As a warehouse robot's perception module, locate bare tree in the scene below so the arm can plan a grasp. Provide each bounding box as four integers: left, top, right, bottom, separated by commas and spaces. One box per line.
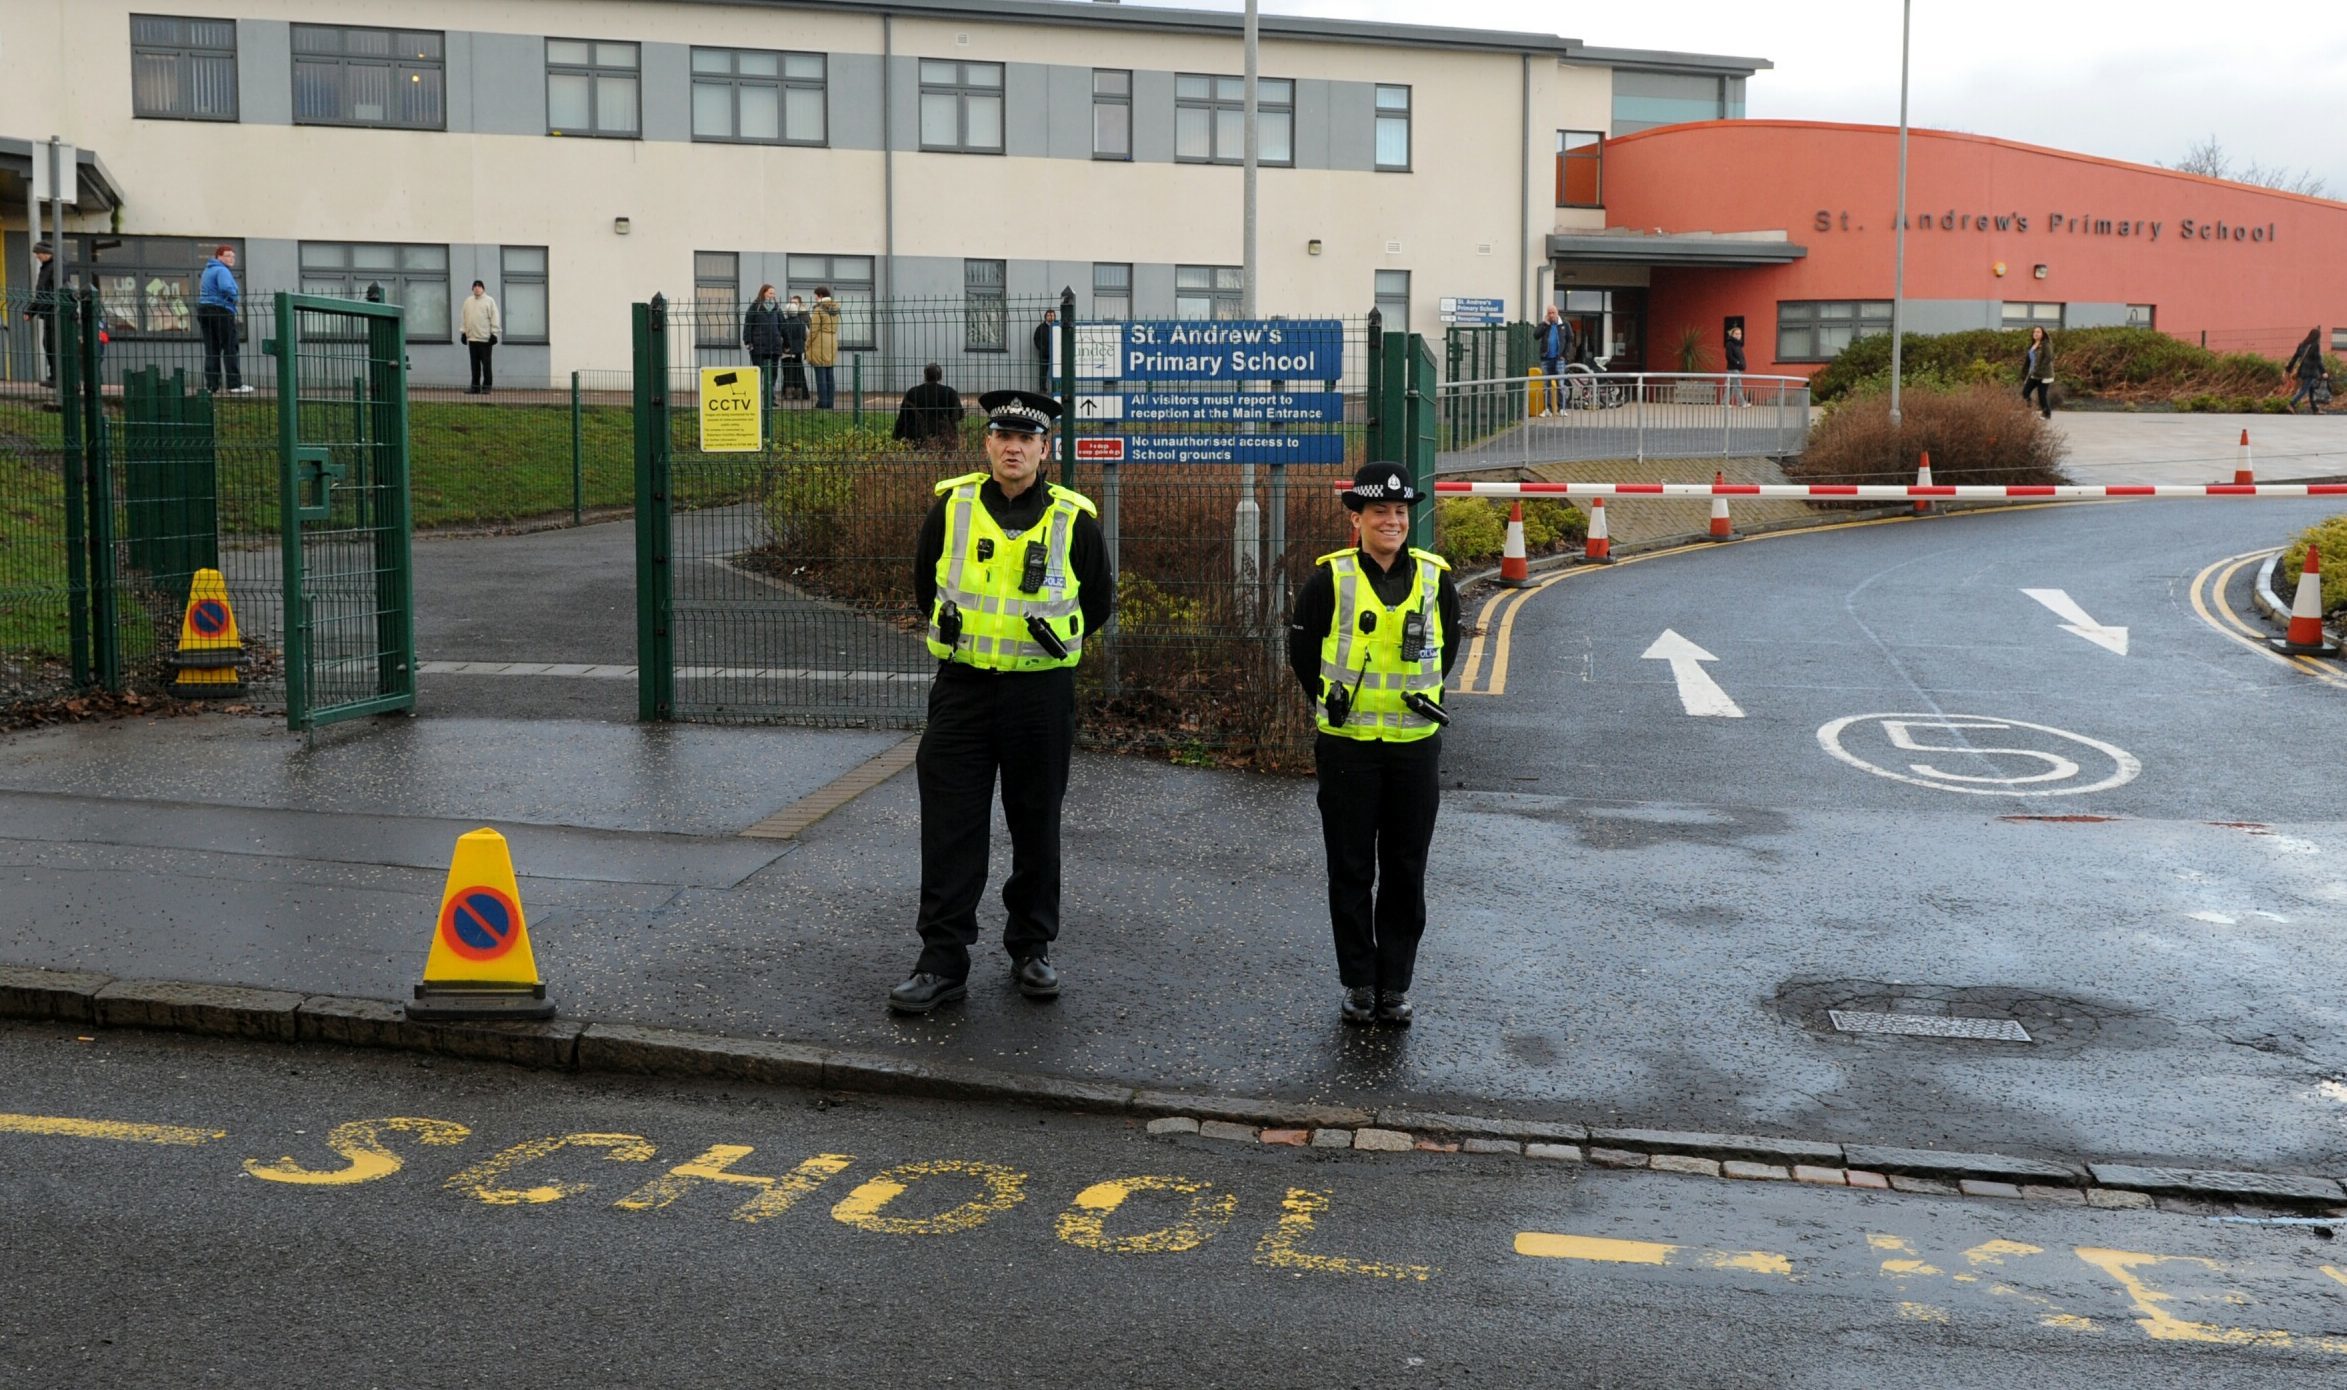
2165, 135, 2330, 197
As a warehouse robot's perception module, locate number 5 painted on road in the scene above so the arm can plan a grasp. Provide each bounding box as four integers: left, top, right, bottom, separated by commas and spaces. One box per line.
1880, 720, 2080, 785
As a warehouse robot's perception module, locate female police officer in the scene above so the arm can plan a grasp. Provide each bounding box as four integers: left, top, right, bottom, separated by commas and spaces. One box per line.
891, 389, 1113, 1014
1287, 462, 1460, 1025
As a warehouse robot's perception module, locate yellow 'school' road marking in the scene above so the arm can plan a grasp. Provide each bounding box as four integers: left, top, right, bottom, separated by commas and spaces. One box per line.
1514, 1232, 1792, 1278
1456, 501, 2104, 698
245, 1117, 471, 1186
2075, 1247, 2347, 1354
2187, 549, 2347, 690
0, 1111, 225, 1147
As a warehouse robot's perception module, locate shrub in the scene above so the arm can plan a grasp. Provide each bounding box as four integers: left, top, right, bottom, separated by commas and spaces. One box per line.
1432, 496, 1585, 567
2280, 514, 2347, 618
1811, 326, 2289, 408
1790, 381, 2066, 488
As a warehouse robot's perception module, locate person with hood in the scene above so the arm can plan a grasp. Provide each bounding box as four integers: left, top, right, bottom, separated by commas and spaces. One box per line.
806, 286, 840, 410
197, 244, 250, 394
742, 284, 786, 407
779, 294, 810, 402
2285, 328, 2328, 416
23, 240, 57, 386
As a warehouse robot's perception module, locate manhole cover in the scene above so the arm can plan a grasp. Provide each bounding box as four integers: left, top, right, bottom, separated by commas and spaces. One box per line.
1828, 1010, 2031, 1043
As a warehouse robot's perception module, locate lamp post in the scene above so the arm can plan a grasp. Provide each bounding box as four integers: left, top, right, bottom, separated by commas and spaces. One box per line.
1234, 0, 1262, 614
1887, 0, 1912, 430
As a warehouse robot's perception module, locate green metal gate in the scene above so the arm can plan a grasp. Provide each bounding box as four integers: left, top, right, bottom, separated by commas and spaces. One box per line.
268, 292, 416, 731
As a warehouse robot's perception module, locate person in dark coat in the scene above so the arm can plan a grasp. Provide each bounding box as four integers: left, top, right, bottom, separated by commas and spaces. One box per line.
1723, 324, 1749, 407
892, 362, 965, 447
2019, 325, 2056, 420
24, 241, 58, 386
2285, 328, 2328, 415
742, 284, 787, 407
778, 294, 811, 401
1032, 309, 1056, 393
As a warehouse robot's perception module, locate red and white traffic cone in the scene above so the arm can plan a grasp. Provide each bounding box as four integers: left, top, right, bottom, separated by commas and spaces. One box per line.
2272, 544, 2339, 656
1498, 500, 1532, 587
1707, 470, 1736, 542
1914, 451, 1935, 515
2234, 429, 2254, 487
1582, 496, 1614, 564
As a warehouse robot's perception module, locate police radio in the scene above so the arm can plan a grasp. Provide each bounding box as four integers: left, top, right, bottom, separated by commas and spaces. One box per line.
936, 599, 963, 651
1400, 610, 1428, 662
1020, 542, 1048, 594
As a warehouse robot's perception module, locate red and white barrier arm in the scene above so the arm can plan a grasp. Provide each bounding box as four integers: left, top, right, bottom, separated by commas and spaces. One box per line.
1426, 481, 2347, 501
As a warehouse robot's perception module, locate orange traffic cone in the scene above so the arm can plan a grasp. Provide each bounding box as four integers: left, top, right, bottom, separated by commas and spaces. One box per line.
2234, 429, 2254, 487
1498, 500, 1532, 587
1582, 496, 1614, 564
2272, 545, 2339, 656
1707, 470, 1736, 542
1914, 451, 1935, 515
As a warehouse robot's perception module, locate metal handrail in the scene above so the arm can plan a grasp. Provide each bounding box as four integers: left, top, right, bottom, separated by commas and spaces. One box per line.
1434, 369, 1813, 469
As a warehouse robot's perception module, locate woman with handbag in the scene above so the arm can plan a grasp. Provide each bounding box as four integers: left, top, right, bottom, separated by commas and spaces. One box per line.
2286, 328, 2328, 416
2018, 325, 2055, 420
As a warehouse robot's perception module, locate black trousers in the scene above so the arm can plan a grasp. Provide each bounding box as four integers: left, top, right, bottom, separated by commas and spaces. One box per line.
913, 665, 1076, 979
468, 340, 495, 390
751, 353, 781, 403
1314, 730, 1441, 992
198, 305, 241, 392
34, 313, 57, 383
2021, 379, 2051, 416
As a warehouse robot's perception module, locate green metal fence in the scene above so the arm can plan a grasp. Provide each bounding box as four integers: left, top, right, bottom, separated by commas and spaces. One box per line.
631, 293, 1424, 764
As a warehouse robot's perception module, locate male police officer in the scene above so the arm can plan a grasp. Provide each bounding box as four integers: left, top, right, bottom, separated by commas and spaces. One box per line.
893, 389, 1113, 1013
1288, 463, 1460, 1025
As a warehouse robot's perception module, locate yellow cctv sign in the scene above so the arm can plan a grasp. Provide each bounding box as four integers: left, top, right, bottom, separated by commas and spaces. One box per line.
699, 366, 762, 452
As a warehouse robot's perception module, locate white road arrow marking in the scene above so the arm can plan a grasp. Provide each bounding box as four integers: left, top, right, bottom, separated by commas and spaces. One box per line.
2021, 589, 2129, 656
1640, 630, 1745, 718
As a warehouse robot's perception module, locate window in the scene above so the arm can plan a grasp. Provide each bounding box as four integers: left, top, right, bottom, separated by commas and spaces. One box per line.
1092, 70, 1131, 160
693, 251, 739, 347
1375, 85, 1411, 171
68, 236, 243, 339
787, 255, 876, 350
131, 15, 238, 121
1092, 263, 1132, 320
1175, 74, 1292, 166
2333, 328, 2347, 354
1556, 130, 1602, 207
2001, 302, 2065, 330
1374, 270, 1410, 329
292, 25, 445, 129
919, 60, 1004, 154
547, 39, 639, 138
1176, 265, 1244, 321
964, 260, 1006, 351
1611, 71, 1739, 136
501, 247, 549, 344
2123, 304, 2156, 330
300, 242, 451, 339
1776, 300, 1893, 362
692, 48, 825, 145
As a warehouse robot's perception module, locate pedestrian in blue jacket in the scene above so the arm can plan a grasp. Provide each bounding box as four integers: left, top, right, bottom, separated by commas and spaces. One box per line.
198, 245, 249, 394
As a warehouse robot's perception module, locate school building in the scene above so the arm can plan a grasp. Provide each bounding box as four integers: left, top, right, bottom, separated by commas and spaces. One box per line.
0, 0, 1759, 388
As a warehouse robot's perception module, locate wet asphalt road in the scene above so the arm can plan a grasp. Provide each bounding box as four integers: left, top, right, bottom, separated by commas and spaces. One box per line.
1, 498, 2342, 1175
6, 1024, 2346, 1389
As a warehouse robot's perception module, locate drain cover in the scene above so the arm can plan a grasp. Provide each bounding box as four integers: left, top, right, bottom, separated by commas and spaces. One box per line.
1828, 1010, 2032, 1043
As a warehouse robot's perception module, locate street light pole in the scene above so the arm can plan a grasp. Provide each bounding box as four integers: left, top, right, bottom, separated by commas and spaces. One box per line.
1234, 0, 1262, 614
1888, 0, 1912, 430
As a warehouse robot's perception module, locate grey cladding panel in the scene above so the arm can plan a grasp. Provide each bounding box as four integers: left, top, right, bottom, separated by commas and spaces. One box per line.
1044, 63, 1093, 162
469, 33, 547, 137
1323, 79, 1376, 172
237, 19, 291, 125
642, 43, 692, 143
443, 32, 476, 131
1131, 69, 1175, 164
1004, 61, 1050, 157
830, 53, 885, 151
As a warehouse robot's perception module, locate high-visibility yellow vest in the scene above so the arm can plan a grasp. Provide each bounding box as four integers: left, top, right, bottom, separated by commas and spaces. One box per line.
926, 471, 1097, 671
1316, 546, 1448, 742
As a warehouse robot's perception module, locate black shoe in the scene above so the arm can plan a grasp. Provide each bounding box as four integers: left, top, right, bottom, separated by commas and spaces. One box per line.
1376, 991, 1414, 1026
888, 972, 966, 1014
1013, 953, 1060, 999
1341, 987, 1376, 1025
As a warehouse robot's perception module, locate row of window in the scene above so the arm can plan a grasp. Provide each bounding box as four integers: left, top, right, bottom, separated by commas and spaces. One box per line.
1774, 300, 2155, 361
129, 17, 1418, 169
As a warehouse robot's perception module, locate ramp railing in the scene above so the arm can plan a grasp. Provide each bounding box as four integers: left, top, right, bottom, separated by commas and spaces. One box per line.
1437, 370, 1811, 471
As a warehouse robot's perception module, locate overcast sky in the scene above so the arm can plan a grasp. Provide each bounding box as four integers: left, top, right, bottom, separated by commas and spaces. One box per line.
1136, 1, 2347, 198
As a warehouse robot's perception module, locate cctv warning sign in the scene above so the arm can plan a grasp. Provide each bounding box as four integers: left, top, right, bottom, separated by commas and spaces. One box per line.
699, 366, 762, 453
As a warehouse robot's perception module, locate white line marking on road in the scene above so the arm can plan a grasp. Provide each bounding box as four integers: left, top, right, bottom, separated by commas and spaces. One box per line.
2021, 589, 2129, 656
1640, 630, 1745, 719
1816, 713, 2142, 797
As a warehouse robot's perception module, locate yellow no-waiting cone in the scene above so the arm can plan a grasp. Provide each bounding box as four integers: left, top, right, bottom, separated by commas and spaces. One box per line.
408, 827, 556, 1021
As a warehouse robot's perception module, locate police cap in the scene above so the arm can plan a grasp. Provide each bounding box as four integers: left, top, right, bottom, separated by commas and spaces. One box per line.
979, 389, 1062, 435
1341, 461, 1420, 510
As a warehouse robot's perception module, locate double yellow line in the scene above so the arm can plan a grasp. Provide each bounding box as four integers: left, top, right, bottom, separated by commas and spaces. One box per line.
2188, 549, 2347, 690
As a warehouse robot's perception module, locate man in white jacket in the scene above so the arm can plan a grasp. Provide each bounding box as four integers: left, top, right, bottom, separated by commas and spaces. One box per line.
461, 280, 502, 395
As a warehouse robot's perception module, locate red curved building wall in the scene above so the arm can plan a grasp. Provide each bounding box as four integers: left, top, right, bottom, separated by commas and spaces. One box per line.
1601, 120, 2347, 376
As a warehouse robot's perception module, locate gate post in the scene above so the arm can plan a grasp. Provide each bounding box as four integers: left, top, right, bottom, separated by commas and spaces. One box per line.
76, 291, 121, 691
367, 310, 416, 703
55, 292, 92, 687
1363, 308, 1384, 463
633, 298, 675, 722
1403, 333, 1437, 554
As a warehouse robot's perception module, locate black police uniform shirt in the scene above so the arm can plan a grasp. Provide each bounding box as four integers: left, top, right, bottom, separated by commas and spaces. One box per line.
912, 474, 1116, 670
1286, 546, 1463, 698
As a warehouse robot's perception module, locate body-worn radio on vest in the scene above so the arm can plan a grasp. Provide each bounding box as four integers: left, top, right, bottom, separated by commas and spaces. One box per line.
1021, 542, 1048, 593
936, 599, 963, 650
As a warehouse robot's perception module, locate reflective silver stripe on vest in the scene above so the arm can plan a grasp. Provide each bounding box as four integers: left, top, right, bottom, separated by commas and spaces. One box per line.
1328, 555, 1361, 682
